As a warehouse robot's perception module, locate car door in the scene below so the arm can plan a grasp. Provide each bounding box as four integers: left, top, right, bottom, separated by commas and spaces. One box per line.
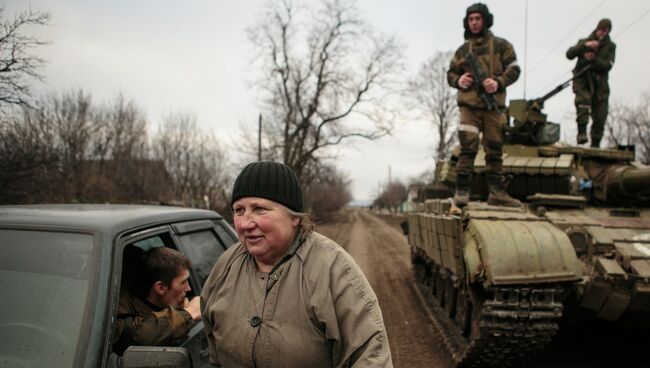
170, 218, 237, 366
111, 217, 236, 368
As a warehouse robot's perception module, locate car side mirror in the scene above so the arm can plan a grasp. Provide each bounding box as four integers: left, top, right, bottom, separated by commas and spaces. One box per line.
121, 346, 192, 368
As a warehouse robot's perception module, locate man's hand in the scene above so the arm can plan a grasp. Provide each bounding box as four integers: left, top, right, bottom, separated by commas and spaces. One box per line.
458, 72, 474, 89
585, 40, 599, 51
483, 78, 498, 94
182, 297, 202, 320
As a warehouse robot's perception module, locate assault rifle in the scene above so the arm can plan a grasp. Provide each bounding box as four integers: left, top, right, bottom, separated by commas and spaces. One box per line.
466, 53, 499, 113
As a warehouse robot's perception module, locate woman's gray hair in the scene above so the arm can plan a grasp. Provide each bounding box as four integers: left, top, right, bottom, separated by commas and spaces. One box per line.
286, 208, 315, 239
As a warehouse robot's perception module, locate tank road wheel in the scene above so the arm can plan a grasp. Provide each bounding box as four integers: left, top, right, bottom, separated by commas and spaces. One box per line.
445, 276, 458, 318
434, 269, 447, 306
411, 249, 428, 283
430, 265, 439, 296
454, 286, 471, 337
453, 286, 485, 367
424, 261, 434, 286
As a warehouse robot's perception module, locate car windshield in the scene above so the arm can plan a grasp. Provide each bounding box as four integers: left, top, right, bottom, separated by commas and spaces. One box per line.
0, 228, 99, 368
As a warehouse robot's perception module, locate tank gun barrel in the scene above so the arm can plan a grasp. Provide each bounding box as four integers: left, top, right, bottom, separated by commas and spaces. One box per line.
605, 165, 650, 201
530, 65, 591, 110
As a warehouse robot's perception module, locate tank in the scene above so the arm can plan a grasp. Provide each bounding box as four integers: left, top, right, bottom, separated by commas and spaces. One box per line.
407, 77, 650, 367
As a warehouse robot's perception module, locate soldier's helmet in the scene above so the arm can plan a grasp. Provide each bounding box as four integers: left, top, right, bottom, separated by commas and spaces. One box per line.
463, 3, 494, 35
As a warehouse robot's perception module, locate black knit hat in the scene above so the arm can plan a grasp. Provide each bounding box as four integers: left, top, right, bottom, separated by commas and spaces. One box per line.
231, 161, 303, 212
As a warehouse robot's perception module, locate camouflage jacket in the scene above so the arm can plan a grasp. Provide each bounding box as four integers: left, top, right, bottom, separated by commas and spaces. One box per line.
447, 31, 520, 109
566, 32, 616, 98
112, 287, 194, 355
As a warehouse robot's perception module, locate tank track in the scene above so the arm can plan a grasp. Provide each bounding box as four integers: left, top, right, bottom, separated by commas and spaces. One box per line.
414, 272, 564, 367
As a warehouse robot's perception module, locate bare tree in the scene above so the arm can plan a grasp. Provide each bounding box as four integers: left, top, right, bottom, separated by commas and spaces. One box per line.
304, 163, 352, 220
1, 90, 99, 203
374, 180, 407, 213
152, 112, 230, 211
0, 7, 50, 109
631, 97, 650, 164
39, 90, 95, 201
605, 103, 637, 148
247, 0, 405, 182
406, 51, 458, 174
93, 93, 148, 162
407, 167, 436, 188
0, 90, 172, 204
606, 93, 650, 164
87, 94, 162, 202
0, 108, 58, 203
1, 90, 232, 206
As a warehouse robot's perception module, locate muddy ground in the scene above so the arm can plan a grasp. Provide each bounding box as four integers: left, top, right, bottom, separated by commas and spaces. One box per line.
317, 208, 649, 368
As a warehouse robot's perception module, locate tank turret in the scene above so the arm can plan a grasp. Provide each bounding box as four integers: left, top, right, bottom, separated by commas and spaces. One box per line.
506, 65, 591, 146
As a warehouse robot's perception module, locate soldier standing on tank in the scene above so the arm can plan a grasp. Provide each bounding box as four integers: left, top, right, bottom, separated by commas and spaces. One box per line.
566, 19, 616, 148
447, 3, 521, 208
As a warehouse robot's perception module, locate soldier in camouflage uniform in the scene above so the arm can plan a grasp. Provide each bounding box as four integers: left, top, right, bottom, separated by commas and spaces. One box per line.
447, 3, 521, 207
566, 18, 616, 148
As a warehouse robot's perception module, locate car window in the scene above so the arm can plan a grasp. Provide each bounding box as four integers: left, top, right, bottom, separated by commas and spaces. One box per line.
120, 232, 175, 292
132, 236, 166, 251
177, 229, 226, 287
174, 219, 237, 289
214, 221, 238, 245
0, 228, 98, 368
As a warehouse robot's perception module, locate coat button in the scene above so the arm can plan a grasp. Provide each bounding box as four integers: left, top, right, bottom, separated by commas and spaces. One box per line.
251, 316, 262, 327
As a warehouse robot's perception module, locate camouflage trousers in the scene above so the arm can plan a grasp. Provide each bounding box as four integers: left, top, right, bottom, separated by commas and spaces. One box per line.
574, 80, 609, 142
456, 106, 505, 176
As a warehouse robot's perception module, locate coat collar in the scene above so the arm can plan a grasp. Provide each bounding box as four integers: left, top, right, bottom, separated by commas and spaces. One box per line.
466, 30, 494, 46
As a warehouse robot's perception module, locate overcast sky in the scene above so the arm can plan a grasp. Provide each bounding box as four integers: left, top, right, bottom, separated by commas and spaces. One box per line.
5, 0, 650, 202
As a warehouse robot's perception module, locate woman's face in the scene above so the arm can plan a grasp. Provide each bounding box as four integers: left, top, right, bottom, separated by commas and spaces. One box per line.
232, 197, 300, 270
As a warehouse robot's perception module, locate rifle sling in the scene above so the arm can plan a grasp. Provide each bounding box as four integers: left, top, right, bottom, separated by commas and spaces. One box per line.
468, 36, 495, 77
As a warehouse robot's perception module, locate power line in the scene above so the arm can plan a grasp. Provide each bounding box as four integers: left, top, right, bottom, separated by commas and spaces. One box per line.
523, 0, 529, 99
616, 6, 650, 37
526, 0, 607, 78
533, 4, 650, 97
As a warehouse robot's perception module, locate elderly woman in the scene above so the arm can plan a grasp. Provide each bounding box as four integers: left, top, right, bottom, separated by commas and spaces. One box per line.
201, 161, 392, 367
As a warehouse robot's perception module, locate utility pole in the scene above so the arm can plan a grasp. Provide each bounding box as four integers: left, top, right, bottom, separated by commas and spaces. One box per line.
257, 114, 262, 161
388, 165, 392, 184
523, 0, 528, 99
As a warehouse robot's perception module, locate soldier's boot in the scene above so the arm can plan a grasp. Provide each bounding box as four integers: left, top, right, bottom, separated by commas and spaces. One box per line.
577, 124, 588, 145
590, 137, 601, 148
590, 132, 602, 148
453, 172, 471, 208
487, 175, 521, 207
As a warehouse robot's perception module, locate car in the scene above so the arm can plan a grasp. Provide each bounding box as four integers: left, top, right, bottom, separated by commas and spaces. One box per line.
0, 204, 238, 368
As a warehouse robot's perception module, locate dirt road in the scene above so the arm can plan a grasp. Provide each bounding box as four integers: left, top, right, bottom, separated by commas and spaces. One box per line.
318, 208, 454, 368
318, 208, 650, 368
